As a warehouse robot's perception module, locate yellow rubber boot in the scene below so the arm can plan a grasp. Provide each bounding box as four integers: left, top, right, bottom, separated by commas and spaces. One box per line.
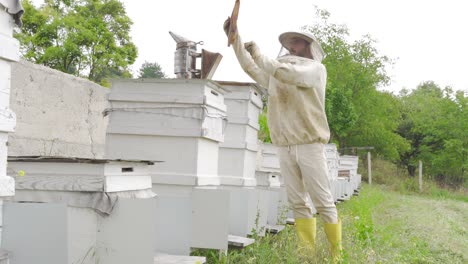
295, 218, 316, 254
324, 219, 343, 263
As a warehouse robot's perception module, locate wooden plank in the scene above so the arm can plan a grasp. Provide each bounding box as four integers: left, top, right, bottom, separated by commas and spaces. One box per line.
154, 253, 206, 264
266, 224, 285, 234
15, 175, 104, 192
227, 235, 254, 248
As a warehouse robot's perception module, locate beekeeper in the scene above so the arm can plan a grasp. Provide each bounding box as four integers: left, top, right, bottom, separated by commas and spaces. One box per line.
224, 19, 342, 261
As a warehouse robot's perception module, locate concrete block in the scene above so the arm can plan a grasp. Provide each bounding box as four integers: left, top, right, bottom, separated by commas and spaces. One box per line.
9, 61, 109, 159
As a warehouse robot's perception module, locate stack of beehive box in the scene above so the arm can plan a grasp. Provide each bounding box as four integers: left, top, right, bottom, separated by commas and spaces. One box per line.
325, 144, 340, 202
216, 82, 270, 238
4, 58, 160, 263
106, 79, 230, 256
255, 142, 291, 229
338, 155, 360, 196
0, 2, 18, 262
5, 157, 156, 264
0, 0, 18, 196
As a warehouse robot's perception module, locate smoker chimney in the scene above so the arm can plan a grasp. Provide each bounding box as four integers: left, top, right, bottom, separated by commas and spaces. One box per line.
169, 31, 223, 80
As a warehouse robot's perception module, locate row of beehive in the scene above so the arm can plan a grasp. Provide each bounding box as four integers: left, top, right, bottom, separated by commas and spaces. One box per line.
2, 76, 361, 264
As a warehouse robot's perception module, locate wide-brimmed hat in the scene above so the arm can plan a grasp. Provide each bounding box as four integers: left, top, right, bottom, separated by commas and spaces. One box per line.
278, 31, 326, 62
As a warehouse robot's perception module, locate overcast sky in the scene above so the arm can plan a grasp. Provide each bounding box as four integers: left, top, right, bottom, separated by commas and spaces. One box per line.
34, 0, 468, 93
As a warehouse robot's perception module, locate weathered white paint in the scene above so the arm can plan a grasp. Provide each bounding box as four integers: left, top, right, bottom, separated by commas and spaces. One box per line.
218, 147, 257, 186
109, 79, 227, 113
97, 198, 155, 264
152, 185, 231, 255
8, 160, 153, 192
10, 60, 109, 159
2, 199, 155, 264
223, 186, 269, 238
266, 187, 290, 226
0, 61, 12, 108
0, 4, 16, 209
221, 123, 259, 150
0, 34, 18, 62
255, 171, 281, 188
153, 190, 193, 255
0, 5, 14, 36
107, 103, 226, 142
258, 143, 281, 173
191, 187, 229, 251
325, 144, 339, 180
2, 202, 69, 264
338, 155, 360, 194
106, 79, 226, 186
216, 82, 263, 121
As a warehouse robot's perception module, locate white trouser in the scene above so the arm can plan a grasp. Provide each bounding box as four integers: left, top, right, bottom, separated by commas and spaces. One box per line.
278, 143, 338, 223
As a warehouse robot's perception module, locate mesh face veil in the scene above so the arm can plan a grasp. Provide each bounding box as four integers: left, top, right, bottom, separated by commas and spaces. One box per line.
277, 31, 326, 62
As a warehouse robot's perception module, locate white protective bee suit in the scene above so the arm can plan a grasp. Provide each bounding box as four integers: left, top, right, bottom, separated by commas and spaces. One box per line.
230, 31, 338, 224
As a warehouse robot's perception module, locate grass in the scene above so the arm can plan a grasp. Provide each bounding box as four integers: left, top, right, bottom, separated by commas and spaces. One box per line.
192, 182, 467, 263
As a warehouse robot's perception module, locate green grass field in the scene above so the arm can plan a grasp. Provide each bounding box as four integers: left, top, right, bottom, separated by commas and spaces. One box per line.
193, 183, 467, 263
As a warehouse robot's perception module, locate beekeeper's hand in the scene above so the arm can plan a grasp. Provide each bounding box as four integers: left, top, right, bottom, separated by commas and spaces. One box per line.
223, 17, 235, 37
244, 41, 260, 58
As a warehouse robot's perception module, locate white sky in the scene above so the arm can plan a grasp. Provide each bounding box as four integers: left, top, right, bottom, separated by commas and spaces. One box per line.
35, 0, 468, 93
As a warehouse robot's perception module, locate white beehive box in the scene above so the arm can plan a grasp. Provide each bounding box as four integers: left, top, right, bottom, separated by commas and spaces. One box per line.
218, 148, 258, 186
152, 185, 230, 256
255, 171, 281, 188
0, 2, 19, 250
4, 157, 156, 264
106, 79, 227, 186
258, 143, 281, 173
325, 144, 339, 180
2, 199, 155, 264
265, 186, 291, 226
8, 157, 154, 192
224, 187, 269, 237
339, 155, 359, 176
217, 82, 263, 149
217, 82, 263, 186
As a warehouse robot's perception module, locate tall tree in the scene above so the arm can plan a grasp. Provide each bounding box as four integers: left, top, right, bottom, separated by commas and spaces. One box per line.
398, 81, 467, 186
16, 0, 137, 86
138, 61, 166, 79
303, 8, 408, 160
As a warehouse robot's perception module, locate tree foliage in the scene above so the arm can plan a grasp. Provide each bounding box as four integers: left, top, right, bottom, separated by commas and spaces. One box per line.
16, 0, 137, 86
138, 61, 166, 79
398, 82, 467, 186
303, 8, 408, 160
